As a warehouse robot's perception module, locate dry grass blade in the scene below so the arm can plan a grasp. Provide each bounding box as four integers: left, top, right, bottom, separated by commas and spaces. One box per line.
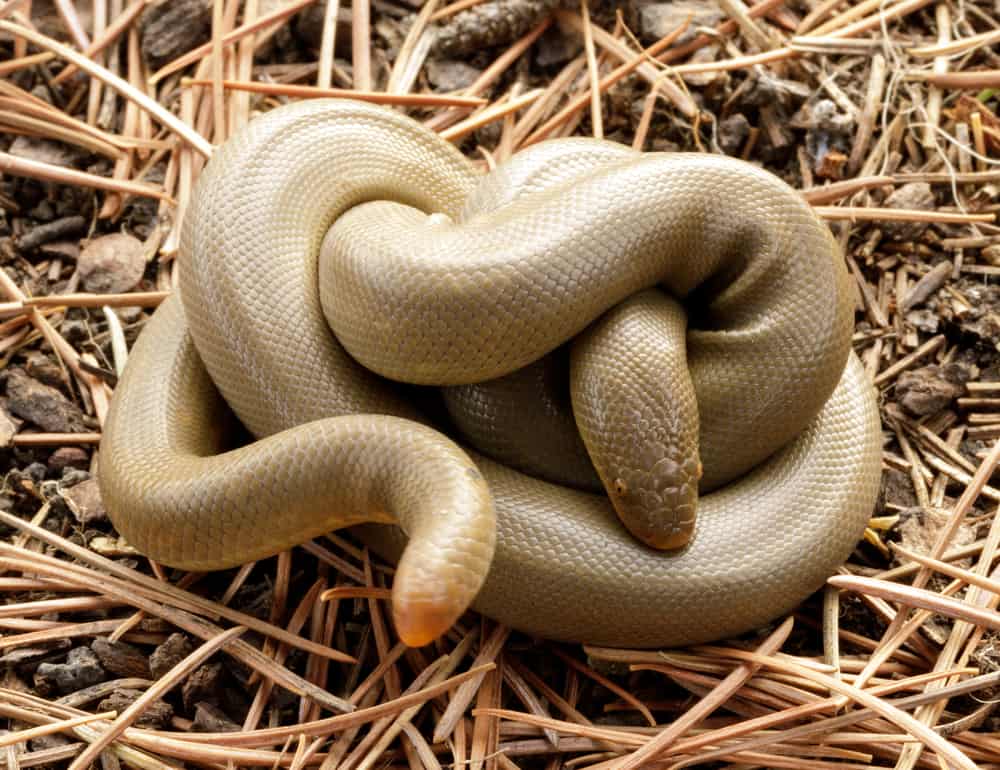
183, 78, 487, 107
0, 20, 212, 157
0, 152, 172, 201
0, 712, 116, 749
829, 574, 1000, 632
3, 0, 1000, 763
613, 618, 794, 769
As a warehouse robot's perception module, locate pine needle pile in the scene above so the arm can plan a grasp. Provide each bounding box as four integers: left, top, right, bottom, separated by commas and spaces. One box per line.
2, 0, 1000, 767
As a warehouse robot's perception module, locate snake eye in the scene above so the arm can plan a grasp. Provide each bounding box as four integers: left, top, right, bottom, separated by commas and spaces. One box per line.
614, 478, 628, 496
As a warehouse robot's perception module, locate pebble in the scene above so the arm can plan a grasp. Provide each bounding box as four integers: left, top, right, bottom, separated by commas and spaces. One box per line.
0, 405, 19, 447
98, 689, 174, 728
48, 446, 90, 472
182, 662, 223, 710
3, 368, 88, 433
895, 362, 970, 417
882, 183, 935, 241
426, 59, 482, 92
62, 478, 107, 525
77, 233, 147, 294
91, 638, 153, 679
150, 633, 193, 680
34, 647, 106, 695
24, 352, 65, 388
638, 1, 723, 43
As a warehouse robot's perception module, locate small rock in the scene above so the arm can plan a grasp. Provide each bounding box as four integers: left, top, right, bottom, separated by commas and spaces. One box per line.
638, 1, 723, 43
87, 535, 141, 558
34, 647, 106, 695
182, 663, 223, 710
426, 59, 482, 92
718, 114, 751, 155
896, 363, 970, 417
883, 183, 935, 241
61, 478, 106, 524
98, 689, 173, 728
77, 233, 147, 294
881, 467, 917, 510
983, 244, 1000, 266
896, 506, 977, 561
24, 353, 65, 388
0, 405, 19, 447
139, 0, 212, 70
149, 633, 193, 680
91, 638, 152, 679
534, 24, 579, 67
49, 446, 90, 473
192, 701, 241, 732
4, 369, 88, 433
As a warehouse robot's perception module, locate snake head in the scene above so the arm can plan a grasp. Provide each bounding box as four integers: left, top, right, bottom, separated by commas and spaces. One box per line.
608, 451, 701, 551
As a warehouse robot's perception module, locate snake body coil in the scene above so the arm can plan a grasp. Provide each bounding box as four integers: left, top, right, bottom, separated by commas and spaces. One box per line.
100, 100, 882, 648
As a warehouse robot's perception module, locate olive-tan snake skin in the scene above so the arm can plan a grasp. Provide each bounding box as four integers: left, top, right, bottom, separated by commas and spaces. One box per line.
100, 100, 882, 648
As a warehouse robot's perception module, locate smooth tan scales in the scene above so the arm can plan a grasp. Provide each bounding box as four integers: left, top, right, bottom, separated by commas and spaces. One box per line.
100, 100, 882, 648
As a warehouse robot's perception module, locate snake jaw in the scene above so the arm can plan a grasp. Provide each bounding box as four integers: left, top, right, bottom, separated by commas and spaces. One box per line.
392, 596, 463, 648
609, 455, 701, 551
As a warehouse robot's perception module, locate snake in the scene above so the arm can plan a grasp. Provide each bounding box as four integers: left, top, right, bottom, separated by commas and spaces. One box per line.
99, 99, 882, 649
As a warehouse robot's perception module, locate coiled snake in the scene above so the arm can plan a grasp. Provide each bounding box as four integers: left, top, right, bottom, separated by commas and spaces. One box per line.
100, 100, 882, 648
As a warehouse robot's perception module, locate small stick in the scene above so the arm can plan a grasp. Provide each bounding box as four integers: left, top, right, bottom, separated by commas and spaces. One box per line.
849, 53, 886, 174
352, 0, 371, 91
441, 89, 542, 142
923, 3, 951, 148
873, 334, 945, 386
904, 70, 1000, 89
183, 78, 487, 107
909, 27, 1000, 57
11, 432, 102, 446
51, 0, 150, 84
612, 618, 793, 770
24, 290, 170, 308
829, 575, 1000, 632
800, 175, 893, 204
0, 712, 117, 750
0, 151, 172, 201
814, 207, 994, 224
579, 0, 602, 138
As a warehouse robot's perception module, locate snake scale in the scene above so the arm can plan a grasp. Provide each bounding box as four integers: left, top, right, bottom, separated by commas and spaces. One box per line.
100, 100, 882, 648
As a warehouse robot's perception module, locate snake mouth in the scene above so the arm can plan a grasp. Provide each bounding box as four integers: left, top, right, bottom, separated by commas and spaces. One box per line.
392, 596, 463, 647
